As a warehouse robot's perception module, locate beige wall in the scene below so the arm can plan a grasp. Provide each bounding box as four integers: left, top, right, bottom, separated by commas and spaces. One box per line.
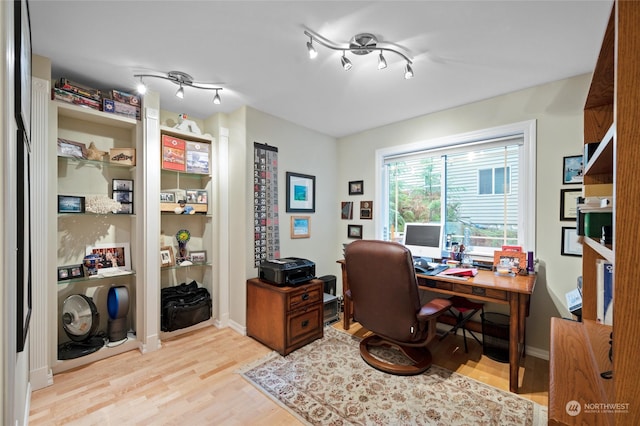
336, 74, 590, 354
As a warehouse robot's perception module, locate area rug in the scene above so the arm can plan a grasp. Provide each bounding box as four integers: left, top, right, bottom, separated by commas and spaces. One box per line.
238, 327, 547, 425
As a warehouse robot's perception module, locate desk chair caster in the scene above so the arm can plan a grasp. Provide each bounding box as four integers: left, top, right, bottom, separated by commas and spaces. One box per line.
439, 295, 484, 352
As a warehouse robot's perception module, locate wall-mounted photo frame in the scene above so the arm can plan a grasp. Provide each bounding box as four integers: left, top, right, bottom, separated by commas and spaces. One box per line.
349, 180, 364, 195
561, 226, 582, 257
57, 138, 87, 159
86, 242, 131, 274
286, 172, 315, 212
14, 0, 32, 141
160, 246, 175, 267
347, 224, 363, 239
58, 195, 85, 213
360, 201, 373, 219
341, 201, 353, 219
563, 155, 584, 185
17, 129, 32, 352
109, 148, 136, 166
560, 188, 581, 221
190, 250, 207, 263
290, 216, 311, 239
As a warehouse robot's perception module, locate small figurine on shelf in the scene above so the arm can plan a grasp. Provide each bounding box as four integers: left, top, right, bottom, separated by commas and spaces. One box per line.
86, 142, 108, 161
174, 113, 202, 135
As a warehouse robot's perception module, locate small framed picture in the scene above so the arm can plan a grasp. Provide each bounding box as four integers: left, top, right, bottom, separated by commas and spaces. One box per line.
160, 192, 175, 203
493, 250, 527, 273
87, 242, 131, 274
349, 180, 364, 195
341, 201, 353, 219
561, 227, 583, 257
58, 195, 85, 213
196, 190, 208, 204
290, 216, 311, 239
186, 189, 198, 203
69, 264, 84, 278
190, 250, 207, 263
57, 266, 70, 281
360, 201, 373, 219
347, 224, 363, 239
113, 190, 133, 203
113, 202, 133, 215
160, 246, 175, 267
563, 155, 584, 184
560, 188, 581, 221
57, 138, 87, 159
113, 179, 133, 191
109, 148, 136, 166
286, 172, 315, 213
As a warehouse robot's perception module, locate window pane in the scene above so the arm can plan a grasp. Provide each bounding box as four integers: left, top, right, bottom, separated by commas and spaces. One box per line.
478, 169, 492, 195
444, 146, 519, 253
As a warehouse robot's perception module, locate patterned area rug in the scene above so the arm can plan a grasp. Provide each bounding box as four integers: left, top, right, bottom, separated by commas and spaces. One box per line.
239, 327, 547, 425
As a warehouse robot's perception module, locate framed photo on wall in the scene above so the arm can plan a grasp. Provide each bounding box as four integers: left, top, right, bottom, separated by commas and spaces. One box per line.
290, 216, 310, 239
347, 224, 363, 239
286, 172, 315, 212
360, 201, 373, 219
563, 155, 584, 184
561, 227, 582, 257
341, 201, 353, 219
349, 180, 364, 195
560, 188, 581, 221
14, 0, 32, 141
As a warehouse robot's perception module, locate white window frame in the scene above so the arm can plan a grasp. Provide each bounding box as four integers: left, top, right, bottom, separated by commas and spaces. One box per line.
374, 120, 536, 256
478, 166, 512, 196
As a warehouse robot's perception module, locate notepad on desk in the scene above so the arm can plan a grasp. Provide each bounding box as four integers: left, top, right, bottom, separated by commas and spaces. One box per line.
437, 267, 478, 277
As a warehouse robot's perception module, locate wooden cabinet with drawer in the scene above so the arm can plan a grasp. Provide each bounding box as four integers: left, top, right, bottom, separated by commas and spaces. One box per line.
246, 278, 323, 355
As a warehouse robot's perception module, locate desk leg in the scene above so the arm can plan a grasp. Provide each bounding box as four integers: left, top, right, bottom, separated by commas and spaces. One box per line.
509, 293, 520, 393
340, 262, 351, 330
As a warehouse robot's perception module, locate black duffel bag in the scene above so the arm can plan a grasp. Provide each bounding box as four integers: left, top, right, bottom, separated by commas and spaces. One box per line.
161, 281, 212, 332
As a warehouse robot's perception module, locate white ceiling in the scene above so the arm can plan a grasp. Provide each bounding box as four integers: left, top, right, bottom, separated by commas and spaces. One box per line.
29, 0, 613, 138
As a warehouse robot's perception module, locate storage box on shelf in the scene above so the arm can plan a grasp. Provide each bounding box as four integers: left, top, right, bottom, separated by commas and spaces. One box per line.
53, 100, 142, 373
159, 126, 215, 338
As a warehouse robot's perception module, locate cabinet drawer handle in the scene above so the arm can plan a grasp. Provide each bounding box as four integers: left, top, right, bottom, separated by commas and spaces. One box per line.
301, 320, 309, 327
472, 287, 486, 296
301, 293, 309, 301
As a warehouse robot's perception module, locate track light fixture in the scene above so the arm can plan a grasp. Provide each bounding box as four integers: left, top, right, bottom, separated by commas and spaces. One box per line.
133, 70, 223, 103
304, 30, 413, 78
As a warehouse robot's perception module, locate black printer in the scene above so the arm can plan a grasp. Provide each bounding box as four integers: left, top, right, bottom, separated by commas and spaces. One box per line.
259, 257, 316, 286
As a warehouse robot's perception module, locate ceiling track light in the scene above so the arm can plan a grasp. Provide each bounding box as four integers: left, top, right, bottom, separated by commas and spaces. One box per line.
304, 30, 413, 78
133, 70, 223, 104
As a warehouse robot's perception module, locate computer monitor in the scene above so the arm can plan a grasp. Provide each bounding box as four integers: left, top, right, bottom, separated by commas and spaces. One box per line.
402, 222, 443, 260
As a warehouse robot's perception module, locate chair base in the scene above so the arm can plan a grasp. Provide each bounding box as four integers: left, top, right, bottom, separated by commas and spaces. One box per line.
359, 334, 433, 376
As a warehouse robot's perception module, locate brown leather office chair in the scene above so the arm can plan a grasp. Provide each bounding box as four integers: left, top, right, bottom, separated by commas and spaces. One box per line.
345, 240, 451, 375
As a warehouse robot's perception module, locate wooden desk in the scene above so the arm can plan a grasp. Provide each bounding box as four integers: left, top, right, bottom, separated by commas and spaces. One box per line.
338, 260, 536, 393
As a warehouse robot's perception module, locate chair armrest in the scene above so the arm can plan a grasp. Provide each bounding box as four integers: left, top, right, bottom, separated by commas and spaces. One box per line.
417, 298, 451, 321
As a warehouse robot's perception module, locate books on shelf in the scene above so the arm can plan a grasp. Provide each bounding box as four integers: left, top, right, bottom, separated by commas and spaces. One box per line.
596, 259, 613, 325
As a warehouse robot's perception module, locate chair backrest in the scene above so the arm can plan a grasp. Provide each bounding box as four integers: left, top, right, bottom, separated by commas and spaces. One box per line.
345, 240, 423, 342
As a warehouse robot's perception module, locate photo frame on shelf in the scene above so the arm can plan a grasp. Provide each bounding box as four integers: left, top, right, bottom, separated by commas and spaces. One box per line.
57, 138, 87, 159
360, 201, 373, 219
196, 190, 208, 204
160, 192, 175, 203
14, 0, 32, 141
561, 226, 583, 257
69, 264, 84, 278
57, 264, 83, 281
347, 224, 363, 239
112, 179, 133, 191
58, 195, 85, 213
341, 201, 353, 219
560, 188, 581, 221
86, 242, 131, 274
492, 250, 527, 273
286, 172, 315, 212
190, 250, 207, 263
57, 266, 70, 281
563, 155, 584, 184
349, 180, 364, 195
290, 216, 311, 239
160, 246, 175, 267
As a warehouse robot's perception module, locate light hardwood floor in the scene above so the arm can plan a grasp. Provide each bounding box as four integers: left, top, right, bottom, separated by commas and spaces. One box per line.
29, 321, 548, 425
